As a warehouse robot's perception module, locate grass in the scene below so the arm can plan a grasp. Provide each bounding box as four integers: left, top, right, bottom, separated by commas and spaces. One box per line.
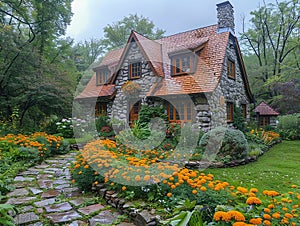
204, 140, 300, 194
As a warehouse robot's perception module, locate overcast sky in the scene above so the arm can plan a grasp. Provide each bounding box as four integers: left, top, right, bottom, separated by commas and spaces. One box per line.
66, 0, 280, 42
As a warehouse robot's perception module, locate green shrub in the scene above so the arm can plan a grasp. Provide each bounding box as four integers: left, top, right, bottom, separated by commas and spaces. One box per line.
233, 105, 246, 133
277, 114, 300, 140
199, 127, 249, 163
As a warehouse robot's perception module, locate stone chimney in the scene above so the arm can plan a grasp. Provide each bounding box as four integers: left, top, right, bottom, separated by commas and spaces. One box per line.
216, 1, 235, 34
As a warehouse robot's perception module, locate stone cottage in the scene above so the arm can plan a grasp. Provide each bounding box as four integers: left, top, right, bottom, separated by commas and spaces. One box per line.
75, 1, 254, 132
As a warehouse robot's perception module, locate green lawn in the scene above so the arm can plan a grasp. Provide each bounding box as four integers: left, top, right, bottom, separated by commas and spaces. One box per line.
204, 140, 300, 194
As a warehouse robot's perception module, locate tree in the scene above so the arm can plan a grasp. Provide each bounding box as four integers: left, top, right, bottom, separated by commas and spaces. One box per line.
102, 14, 165, 50
241, 0, 300, 112
0, 0, 77, 130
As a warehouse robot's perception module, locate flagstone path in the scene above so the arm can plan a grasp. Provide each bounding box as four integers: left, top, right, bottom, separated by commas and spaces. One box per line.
5, 152, 135, 226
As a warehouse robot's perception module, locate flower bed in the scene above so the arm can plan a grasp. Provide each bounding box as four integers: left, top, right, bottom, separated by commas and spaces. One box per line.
70, 139, 299, 225
0, 132, 69, 195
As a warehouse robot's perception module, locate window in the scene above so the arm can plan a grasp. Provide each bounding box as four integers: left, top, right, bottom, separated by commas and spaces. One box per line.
95, 103, 107, 116
168, 101, 193, 122
227, 59, 235, 79
226, 102, 234, 123
259, 116, 270, 126
129, 101, 141, 123
171, 54, 194, 75
97, 69, 109, 85
241, 104, 247, 119
129, 62, 142, 79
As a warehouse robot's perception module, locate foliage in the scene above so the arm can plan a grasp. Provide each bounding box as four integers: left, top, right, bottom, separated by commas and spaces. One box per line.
277, 113, 300, 140
0, 196, 16, 226
0, 132, 69, 195
95, 115, 115, 138
199, 127, 249, 163
102, 14, 165, 50
70, 137, 299, 225
233, 105, 246, 133
0, 0, 77, 132
241, 0, 300, 113
246, 129, 280, 147
56, 118, 74, 138
121, 81, 141, 96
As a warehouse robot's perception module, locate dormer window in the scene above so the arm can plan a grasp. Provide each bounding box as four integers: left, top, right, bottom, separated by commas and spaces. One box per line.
227, 59, 235, 79
171, 53, 195, 75
96, 69, 110, 85
129, 62, 142, 79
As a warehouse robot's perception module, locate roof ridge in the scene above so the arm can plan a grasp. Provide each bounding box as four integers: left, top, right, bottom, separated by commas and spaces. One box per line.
132, 30, 162, 45
156, 24, 217, 41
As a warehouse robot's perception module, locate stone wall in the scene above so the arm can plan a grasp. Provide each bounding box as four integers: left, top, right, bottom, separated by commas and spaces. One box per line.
217, 1, 235, 33
112, 41, 161, 124
215, 36, 250, 127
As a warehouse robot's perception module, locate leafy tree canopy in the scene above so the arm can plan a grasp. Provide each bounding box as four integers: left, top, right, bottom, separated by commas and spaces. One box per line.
102, 14, 165, 50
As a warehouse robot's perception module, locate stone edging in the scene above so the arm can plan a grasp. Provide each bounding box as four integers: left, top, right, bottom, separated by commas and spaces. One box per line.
91, 184, 160, 226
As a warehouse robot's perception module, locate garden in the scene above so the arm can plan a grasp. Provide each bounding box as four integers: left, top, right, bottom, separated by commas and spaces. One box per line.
0, 107, 299, 225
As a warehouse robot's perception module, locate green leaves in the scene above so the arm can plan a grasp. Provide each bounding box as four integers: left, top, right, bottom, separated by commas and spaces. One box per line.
103, 14, 165, 50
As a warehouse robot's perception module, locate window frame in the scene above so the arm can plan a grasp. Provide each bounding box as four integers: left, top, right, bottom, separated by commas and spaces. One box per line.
227, 59, 236, 80
226, 102, 234, 123
241, 104, 247, 119
171, 53, 195, 76
96, 69, 110, 85
259, 116, 270, 126
167, 101, 193, 123
129, 62, 142, 79
95, 102, 107, 116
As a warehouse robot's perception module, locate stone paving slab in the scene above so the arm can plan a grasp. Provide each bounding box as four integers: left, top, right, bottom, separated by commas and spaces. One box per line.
45, 210, 82, 223
77, 204, 105, 215
41, 189, 60, 198
7, 188, 29, 197
34, 198, 56, 207
44, 202, 73, 213
89, 210, 120, 226
14, 176, 35, 182
14, 212, 39, 225
6, 196, 36, 205
29, 187, 43, 195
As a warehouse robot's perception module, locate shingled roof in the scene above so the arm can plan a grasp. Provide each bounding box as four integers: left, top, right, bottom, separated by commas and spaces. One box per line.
254, 101, 279, 116
76, 24, 252, 100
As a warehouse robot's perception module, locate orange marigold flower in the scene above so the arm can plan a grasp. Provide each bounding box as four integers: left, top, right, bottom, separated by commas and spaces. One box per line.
268, 204, 275, 209
135, 175, 141, 182
78, 171, 82, 175
228, 210, 245, 222
84, 165, 89, 169
232, 222, 248, 226
291, 185, 297, 188
192, 189, 198, 195
263, 220, 271, 226
213, 211, 227, 222
272, 212, 281, 219
200, 186, 207, 192
167, 192, 172, 198
250, 188, 258, 193
122, 186, 126, 191
249, 217, 262, 225
264, 208, 271, 213
284, 213, 293, 219
237, 186, 248, 194
246, 197, 262, 205
263, 214, 271, 220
